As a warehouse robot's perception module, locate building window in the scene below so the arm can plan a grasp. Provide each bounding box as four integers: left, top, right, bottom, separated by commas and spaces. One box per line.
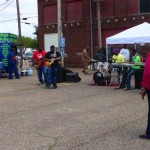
67, 1, 83, 21
140, 0, 150, 13
43, 5, 57, 24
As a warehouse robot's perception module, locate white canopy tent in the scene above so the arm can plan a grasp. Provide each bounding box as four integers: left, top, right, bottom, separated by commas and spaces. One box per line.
105, 22, 150, 61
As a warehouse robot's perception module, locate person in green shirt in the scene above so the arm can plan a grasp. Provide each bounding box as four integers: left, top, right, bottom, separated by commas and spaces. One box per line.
124, 49, 141, 90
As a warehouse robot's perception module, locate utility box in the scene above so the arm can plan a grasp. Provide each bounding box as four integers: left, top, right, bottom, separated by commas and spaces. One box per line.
0, 33, 17, 72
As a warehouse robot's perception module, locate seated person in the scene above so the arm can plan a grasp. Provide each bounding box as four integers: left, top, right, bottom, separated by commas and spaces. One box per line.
117, 49, 141, 90
111, 48, 124, 78
112, 48, 124, 64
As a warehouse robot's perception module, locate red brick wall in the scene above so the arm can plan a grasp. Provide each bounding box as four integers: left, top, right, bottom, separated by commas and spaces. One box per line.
38, 0, 150, 67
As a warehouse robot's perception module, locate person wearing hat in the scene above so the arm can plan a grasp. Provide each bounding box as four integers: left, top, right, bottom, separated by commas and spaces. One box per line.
7, 45, 20, 79
112, 48, 124, 63
111, 48, 124, 82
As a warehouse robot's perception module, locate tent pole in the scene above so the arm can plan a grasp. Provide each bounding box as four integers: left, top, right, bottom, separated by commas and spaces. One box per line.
134, 44, 137, 49
106, 44, 108, 62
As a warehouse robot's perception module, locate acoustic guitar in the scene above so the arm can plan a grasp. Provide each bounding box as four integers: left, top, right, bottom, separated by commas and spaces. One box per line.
45, 57, 61, 67
34, 59, 43, 69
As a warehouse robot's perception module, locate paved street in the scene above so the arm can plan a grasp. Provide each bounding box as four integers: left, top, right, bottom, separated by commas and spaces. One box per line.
0, 68, 150, 150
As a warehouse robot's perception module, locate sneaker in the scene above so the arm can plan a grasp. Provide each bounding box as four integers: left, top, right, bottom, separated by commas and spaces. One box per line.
38, 82, 44, 85
114, 87, 123, 90
52, 83, 57, 89
139, 134, 150, 139
44, 84, 51, 89
124, 87, 131, 90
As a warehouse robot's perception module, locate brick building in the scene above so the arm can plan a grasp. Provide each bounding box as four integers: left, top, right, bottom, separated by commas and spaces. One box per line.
37, 0, 150, 67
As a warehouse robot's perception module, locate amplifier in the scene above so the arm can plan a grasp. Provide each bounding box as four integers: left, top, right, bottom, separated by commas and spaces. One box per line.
66, 72, 81, 82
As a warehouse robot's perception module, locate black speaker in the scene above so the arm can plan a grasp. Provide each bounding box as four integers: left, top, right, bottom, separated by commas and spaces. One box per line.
57, 67, 73, 83
66, 72, 81, 82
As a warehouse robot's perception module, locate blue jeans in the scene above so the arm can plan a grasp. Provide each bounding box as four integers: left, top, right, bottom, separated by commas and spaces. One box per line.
37, 66, 47, 83
8, 63, 19, 79
146, 90, 150, 137
46, 66, 58, 84
125, 69, 138, 89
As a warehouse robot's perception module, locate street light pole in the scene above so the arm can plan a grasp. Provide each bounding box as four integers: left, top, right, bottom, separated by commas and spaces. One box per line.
16, 0, 23, 68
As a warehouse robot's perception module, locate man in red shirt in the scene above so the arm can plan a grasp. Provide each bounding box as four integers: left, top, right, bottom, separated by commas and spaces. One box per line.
139, 52, 150, 139
32, 46, 47, 85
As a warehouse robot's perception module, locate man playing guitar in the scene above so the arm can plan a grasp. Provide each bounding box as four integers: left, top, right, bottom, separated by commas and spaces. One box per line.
44, 45, 61, 89
32, 46, 47, 85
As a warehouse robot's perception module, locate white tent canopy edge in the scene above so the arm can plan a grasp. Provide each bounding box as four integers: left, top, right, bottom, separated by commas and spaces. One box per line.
105, 22, 150, 61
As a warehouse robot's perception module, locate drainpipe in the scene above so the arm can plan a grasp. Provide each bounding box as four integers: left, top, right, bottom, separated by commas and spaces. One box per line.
89, 0, 94, 59
97, 0, 102, 48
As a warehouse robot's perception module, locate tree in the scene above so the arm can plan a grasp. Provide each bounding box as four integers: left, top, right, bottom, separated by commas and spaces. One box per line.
17, 36, 38, 49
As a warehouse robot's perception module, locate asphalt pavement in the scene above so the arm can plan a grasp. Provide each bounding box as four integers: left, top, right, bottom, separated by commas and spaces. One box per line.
0, 68, 149, 150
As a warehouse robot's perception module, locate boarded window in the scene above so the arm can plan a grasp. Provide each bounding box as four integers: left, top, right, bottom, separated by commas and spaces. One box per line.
140, 0, 150, 13
43, 5, 57, 24
67, 1, 83, 21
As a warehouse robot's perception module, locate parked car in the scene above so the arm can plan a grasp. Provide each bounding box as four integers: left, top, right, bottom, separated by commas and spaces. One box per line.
23, 50, 33, 60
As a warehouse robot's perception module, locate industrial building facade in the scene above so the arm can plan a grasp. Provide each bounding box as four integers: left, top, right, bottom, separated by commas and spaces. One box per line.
37, 0, 150, 67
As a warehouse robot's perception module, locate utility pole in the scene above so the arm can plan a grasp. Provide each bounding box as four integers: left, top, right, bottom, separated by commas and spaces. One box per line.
97, 0, 102, 48
57, 0, 64, 67
16, 0, 23, 68
57, 0, 61, 45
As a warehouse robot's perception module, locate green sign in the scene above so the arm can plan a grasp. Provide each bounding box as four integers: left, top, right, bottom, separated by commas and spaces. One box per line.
0, 33, 17, 71
0, 33, 17, 43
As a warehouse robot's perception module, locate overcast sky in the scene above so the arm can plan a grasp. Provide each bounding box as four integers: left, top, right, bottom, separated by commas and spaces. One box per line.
0, 0, 38, 39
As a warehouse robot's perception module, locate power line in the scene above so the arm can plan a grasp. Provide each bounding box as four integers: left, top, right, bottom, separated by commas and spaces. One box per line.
0, 0, 11, 7
0, 16, 38, 23
20, 21, 38, 26
0, 0, 14, 13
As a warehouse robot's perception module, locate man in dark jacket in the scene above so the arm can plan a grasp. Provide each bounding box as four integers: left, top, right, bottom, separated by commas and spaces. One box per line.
44, 45, 61, 89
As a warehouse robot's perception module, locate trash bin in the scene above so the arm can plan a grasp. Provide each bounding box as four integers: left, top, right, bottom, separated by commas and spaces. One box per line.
134, 69, 143, 89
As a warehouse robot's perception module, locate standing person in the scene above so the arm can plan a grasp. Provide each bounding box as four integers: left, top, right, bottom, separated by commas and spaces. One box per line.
32, 46, 47, 85
139, 52, 150, 139
7, 45, 20, 79
44, 45, 61, 89
81, 47, 90, 74
120, 44, 130, 62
